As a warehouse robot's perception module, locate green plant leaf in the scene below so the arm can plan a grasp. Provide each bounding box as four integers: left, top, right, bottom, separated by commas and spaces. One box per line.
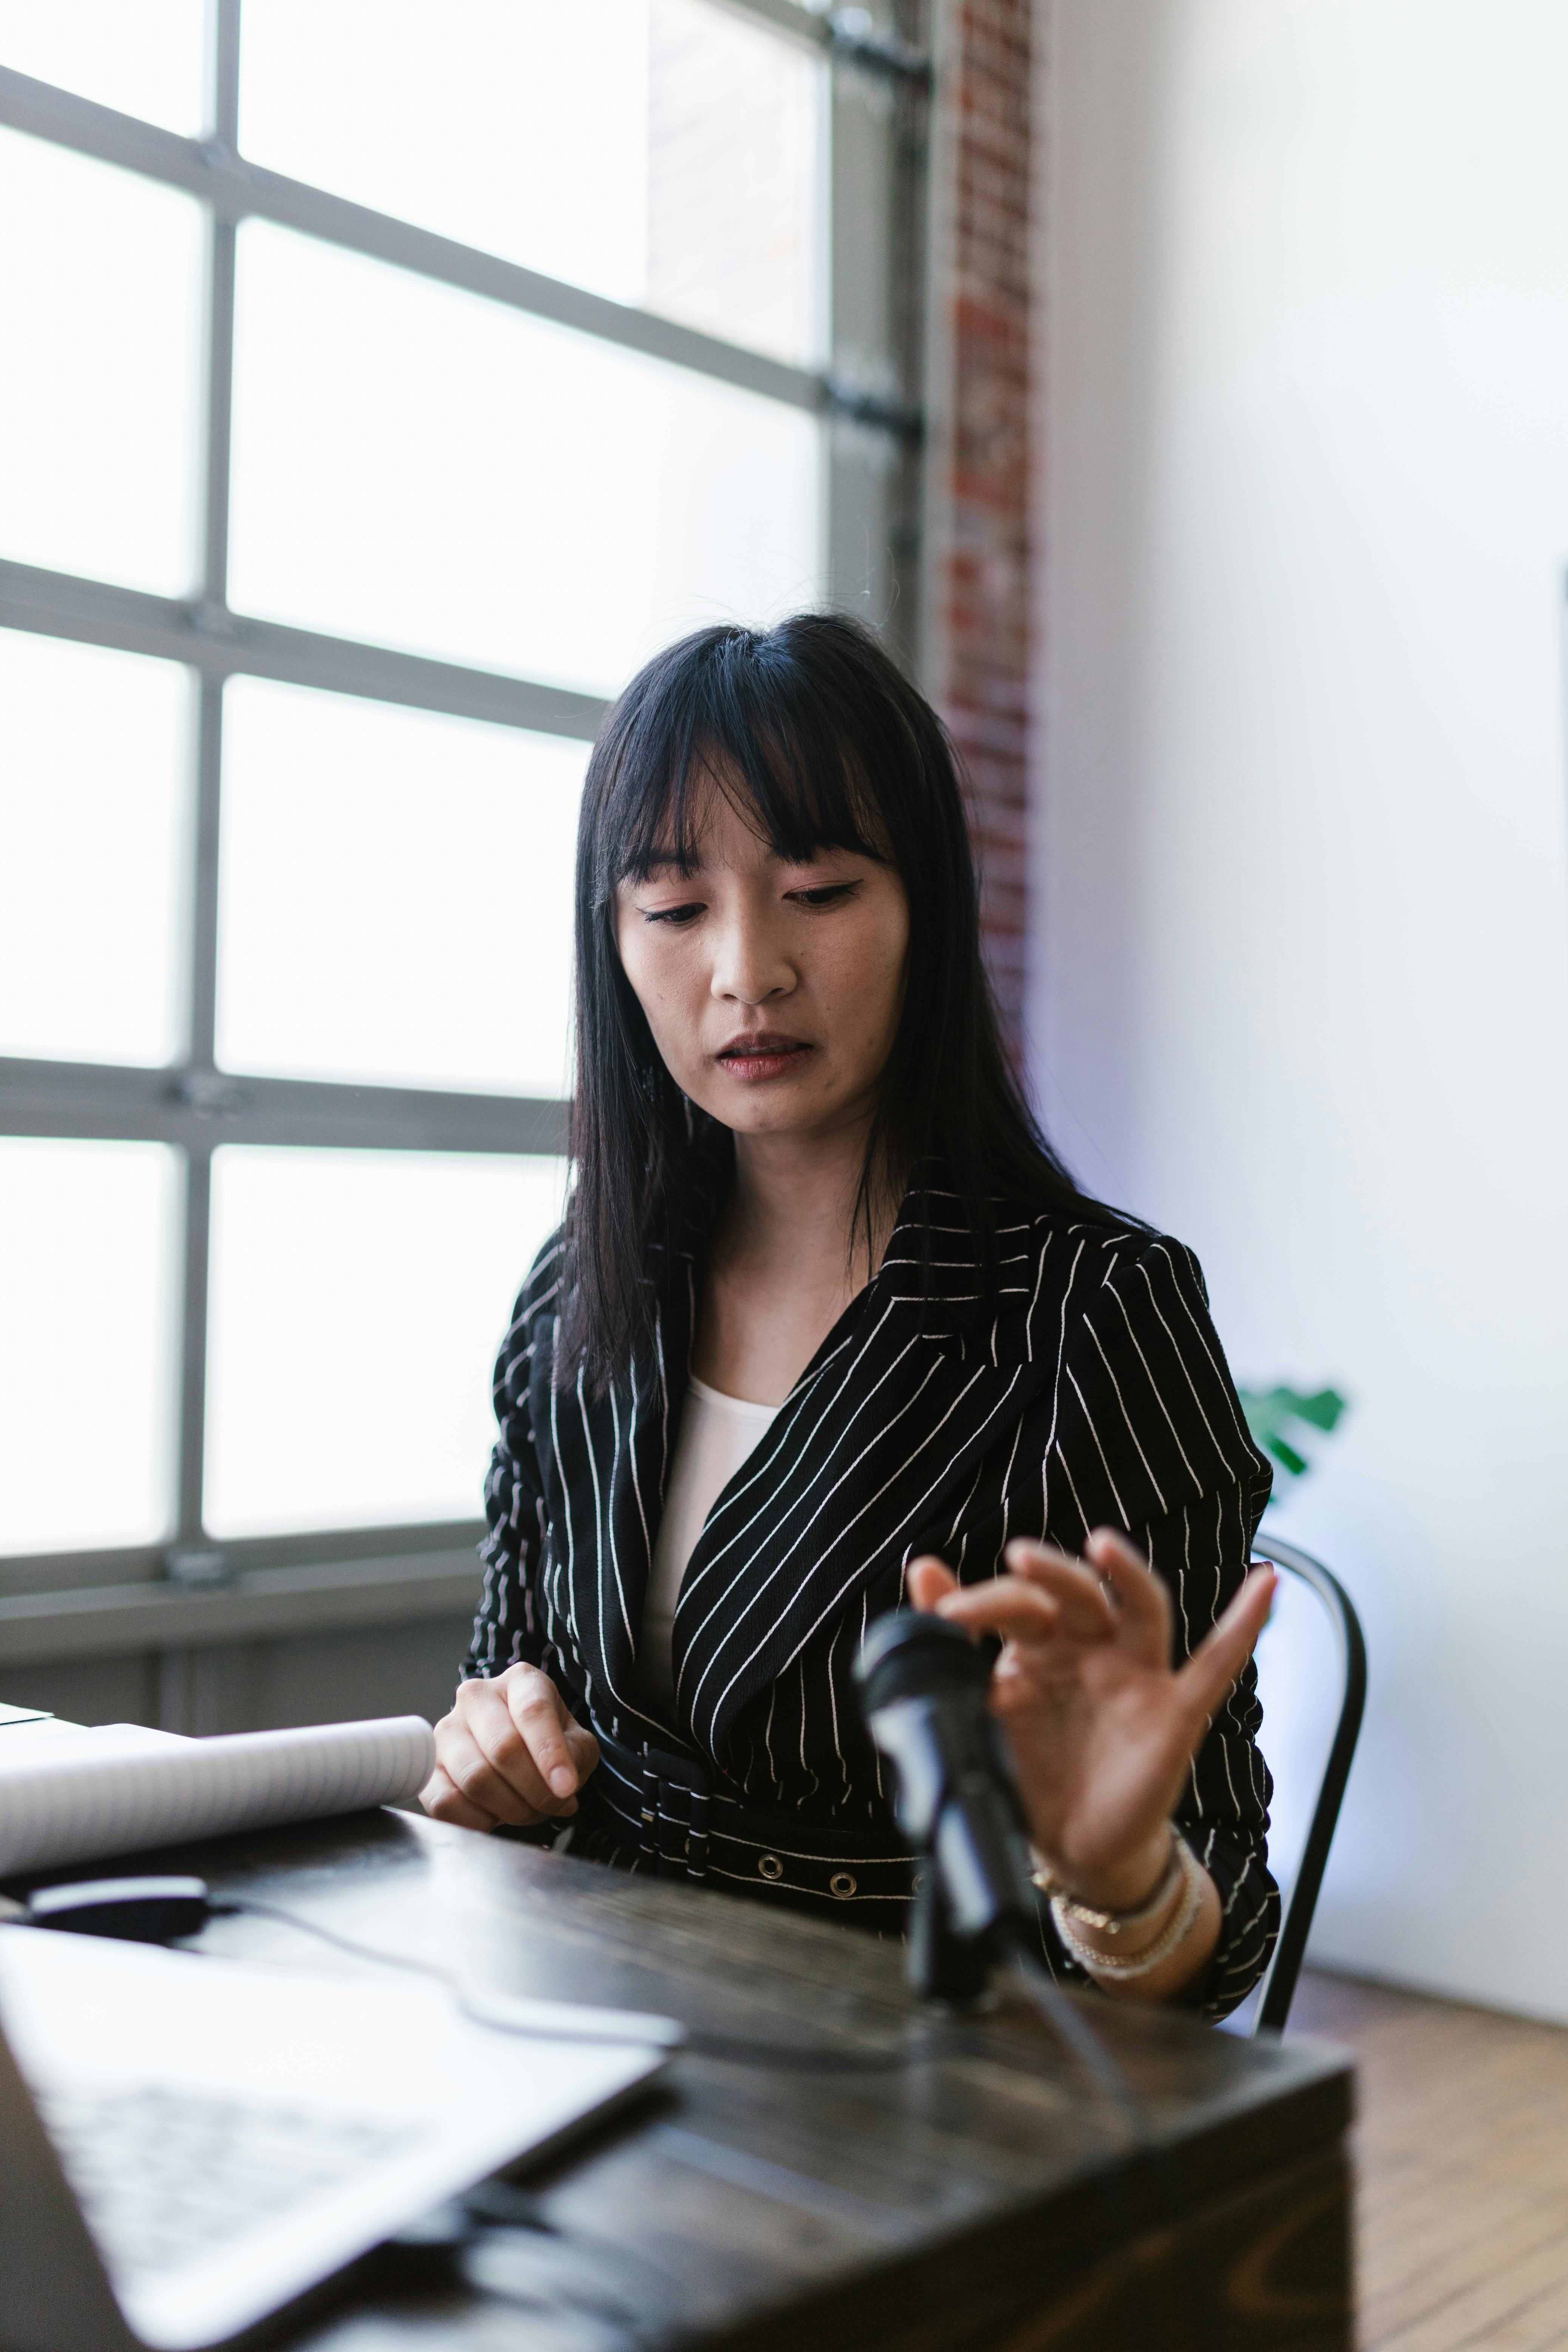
1237, 1384, 1350, 1480
1287, 1387, 1347, 1433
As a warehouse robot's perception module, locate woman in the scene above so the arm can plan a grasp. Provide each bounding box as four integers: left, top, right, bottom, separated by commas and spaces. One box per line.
422, 615, 1278, 2020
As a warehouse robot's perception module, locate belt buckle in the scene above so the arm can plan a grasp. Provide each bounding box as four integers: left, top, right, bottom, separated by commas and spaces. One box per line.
640, 1742, 710, 1884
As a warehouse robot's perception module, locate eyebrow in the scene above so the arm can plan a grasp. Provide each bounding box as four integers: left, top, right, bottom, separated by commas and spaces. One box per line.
635, 850, 700, 879
628, 838, 872, 886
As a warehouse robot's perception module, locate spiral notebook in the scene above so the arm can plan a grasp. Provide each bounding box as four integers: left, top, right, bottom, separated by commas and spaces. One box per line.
0, 1715, 437, 1878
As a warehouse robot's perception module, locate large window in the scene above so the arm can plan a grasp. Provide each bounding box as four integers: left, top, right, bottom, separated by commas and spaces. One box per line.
0, 1, 928, 1648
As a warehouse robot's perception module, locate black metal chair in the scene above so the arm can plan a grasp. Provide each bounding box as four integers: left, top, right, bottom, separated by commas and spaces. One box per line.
1227, 1535, 1367, 2036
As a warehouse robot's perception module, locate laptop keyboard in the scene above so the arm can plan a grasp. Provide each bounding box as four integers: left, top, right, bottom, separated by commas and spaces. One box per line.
41, 2083, 414, 2278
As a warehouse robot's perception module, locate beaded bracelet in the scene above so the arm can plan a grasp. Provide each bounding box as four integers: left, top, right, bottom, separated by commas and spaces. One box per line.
1031, 1827, 1184, 1937
1048, 1834, 1206, 1982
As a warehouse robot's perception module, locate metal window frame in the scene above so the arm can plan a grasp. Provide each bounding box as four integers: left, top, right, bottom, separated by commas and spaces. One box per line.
0, 0, 931, 1609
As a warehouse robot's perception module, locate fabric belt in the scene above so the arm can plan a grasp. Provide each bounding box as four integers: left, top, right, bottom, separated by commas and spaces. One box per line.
576, 1726, 918, 1932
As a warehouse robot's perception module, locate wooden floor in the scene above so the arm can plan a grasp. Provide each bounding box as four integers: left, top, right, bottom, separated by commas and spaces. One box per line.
1289, 1969, 1568, 2350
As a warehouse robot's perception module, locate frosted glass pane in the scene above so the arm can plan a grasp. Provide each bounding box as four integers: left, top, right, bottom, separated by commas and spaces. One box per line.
0, 632, 191, 1065
205, 1149, 568, 1539
644, 0, 824, 366
215, 679, 583, 1096
239, 0, 824, 365
229, 223, 823, 696
0, 1140, 180, 1553
0, 0, 206, 133
0, 131, 204, 595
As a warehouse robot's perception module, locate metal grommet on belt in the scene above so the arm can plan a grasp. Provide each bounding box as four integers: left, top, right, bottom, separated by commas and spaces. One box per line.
757, 1854, 784, 1881
829, 1871, 857, 1900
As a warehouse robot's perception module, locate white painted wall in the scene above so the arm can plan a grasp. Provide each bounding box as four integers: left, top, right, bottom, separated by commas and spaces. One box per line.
1036, 0, 1568, 2018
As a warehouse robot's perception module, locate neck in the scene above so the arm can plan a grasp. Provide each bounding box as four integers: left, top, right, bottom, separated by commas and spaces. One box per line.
724, 1117, 897, 1282
691, 1117, 904, 1403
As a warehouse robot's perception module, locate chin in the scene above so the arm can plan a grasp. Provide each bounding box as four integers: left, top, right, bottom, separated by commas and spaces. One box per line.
715, 1102, 811, 1134
694, 1086, 824, 1136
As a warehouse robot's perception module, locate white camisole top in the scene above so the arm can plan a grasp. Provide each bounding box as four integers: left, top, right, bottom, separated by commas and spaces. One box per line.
633, 1376, 779, 1715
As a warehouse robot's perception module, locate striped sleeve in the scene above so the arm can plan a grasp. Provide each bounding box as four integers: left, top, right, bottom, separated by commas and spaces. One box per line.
461, 1235, 561, 1685
1045, 1230, 1278, 2021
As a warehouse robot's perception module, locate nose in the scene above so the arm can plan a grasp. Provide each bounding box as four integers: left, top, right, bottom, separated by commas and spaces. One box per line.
709, 901, 794, 1006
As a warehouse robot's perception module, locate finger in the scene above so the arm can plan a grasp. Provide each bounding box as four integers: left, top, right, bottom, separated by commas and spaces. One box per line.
563, 1720, 600, 1784
439, 1713, 555, 1827
1001, 1540, 1120, 1641
419, 1763, 499, 1833
929, 1578, 1063, 1647
441, 1716, 554, 1825
1083, 1526, 1174, 1662
505, 1673, 583, 1802
462, 1679, 563, 1814
1000, 1537, 1082, 1582
1176, 1566, 1276, 1725
907, 1555, 959, 1611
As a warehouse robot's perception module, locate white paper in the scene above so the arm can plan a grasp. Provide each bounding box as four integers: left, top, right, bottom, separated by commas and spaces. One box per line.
0, 1716, 435, 1875
0, 1721, 181, 1754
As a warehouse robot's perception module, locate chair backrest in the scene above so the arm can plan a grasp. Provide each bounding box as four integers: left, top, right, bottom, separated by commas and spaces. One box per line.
1219, 1536, 1366, 2037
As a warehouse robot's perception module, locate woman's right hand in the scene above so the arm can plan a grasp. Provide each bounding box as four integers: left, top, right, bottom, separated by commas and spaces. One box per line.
420, 1663, 600, 1831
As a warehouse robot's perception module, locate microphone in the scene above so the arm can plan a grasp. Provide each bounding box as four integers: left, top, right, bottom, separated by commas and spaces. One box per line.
855, 1609, 1037, 1985
857, 1609, 1155, 2145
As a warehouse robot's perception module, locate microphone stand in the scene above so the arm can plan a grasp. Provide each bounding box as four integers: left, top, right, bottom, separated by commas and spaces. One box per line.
908, 1843, 1011, 2006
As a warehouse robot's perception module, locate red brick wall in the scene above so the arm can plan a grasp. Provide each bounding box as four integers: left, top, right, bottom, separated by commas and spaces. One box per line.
929, 0, 1033, 1064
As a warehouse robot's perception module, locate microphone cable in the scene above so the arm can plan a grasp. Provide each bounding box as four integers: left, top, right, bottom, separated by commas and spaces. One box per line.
222, 1893, 1164, 2124
1000, 1930, 1152, 2147
9, 1875, 999, 2076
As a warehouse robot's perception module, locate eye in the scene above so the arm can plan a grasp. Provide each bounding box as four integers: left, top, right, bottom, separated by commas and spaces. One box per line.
789, 881, 861, 909
641, 899, 705, 926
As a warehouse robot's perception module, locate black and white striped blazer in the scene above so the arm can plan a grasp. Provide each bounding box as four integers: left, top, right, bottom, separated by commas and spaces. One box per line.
466, 1173, 1278, 2021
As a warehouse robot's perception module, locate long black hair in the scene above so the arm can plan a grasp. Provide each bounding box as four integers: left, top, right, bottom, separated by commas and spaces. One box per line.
559, 613, 1113, 1395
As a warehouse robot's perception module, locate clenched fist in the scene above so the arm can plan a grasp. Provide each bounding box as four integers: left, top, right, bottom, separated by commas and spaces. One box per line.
421, 1662, 600, 1832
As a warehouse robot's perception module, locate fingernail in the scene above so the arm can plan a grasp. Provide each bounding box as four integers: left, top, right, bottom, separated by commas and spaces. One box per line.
549, 1766, 576, 1796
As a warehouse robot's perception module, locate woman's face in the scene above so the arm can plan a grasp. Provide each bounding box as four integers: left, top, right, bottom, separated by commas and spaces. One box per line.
613, 782, 911, 1145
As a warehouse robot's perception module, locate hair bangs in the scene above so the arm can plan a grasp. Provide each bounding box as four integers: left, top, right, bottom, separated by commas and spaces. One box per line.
601, 636, 892, 895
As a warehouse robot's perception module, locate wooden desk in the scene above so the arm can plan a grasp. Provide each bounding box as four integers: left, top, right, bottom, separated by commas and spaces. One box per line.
7, 1809, 1352, 2352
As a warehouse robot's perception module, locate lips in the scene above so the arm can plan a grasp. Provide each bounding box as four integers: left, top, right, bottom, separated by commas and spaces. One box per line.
718, 1031, 809, 1058
715, 1032, 814, 1080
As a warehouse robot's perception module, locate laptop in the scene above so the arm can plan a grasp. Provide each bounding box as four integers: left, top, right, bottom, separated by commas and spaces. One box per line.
0, 1924, 678, 2352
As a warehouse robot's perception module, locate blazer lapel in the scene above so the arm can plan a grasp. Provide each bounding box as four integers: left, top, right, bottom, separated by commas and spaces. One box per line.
534, 1168, 710, 1726
670, 1190, 1059, 1761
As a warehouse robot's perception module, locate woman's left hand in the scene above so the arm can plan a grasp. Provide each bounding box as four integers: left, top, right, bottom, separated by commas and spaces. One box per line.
907, 1529, 1275, 1920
